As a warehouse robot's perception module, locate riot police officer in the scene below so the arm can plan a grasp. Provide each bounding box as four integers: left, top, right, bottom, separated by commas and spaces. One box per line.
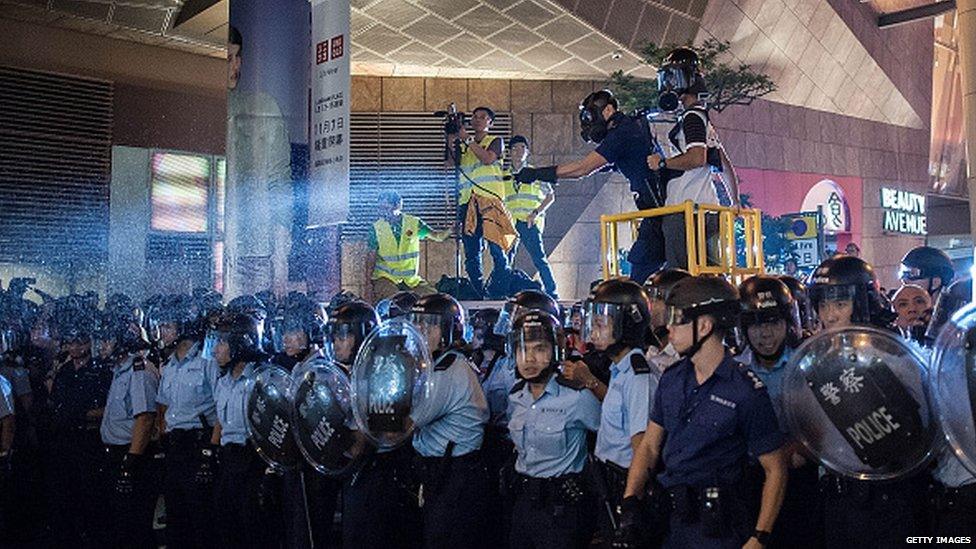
48, 310, 113, 547
643, 268, 691, 371
738, 276, 820, 548
99, 311, 160, 549
808, 255, 895, 331
507, 310, 601, 548
617, 276, 786, 549
808, 257, 922, 547
582, 278, 655, 543
153, 294, 220, 549
899, 245, 955, 298
272, 294, 338, 549
205, 310, 274, 549
407, 293, 490, 548
777, 276, 815, 338
335, 300, 420, 549
325, 300, 379, 371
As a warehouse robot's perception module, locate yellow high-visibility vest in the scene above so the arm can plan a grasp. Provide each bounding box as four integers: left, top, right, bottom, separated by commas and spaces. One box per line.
504, 170, 547, 227
460, 134, 506, 205
372, 215, 423, 287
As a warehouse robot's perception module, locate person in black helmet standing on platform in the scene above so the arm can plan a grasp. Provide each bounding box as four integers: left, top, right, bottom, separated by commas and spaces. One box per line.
648, 48, 739, 271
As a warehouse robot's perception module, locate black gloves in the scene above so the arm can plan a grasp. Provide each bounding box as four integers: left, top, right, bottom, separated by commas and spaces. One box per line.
195, 444, 219, 487
514, 165, 558, 184
612, 495, 644, 548
116, 452, 143, 494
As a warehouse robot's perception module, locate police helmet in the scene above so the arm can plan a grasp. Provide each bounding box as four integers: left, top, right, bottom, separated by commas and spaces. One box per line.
738, 276, 801, 351
511, 311, 564, 382
150, 294, 204, 342
900, 246, 955, 293
409, 293, 466, 350
778, 275, 815, 335
665, 276, 740, 329
202, 310, 268, 365
325, 300, 379, 365
471, 308, 505, 352
275, 293, 327, 350
578, 89, 618, 144
644, 268, 692, 301
583, 278, 651, 350
926, 277, 972, 342
494, 289, 561, 336
808, 255, 893, 327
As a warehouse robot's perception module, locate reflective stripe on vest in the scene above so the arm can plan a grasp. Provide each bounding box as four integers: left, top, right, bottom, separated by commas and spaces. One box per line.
504, 175, 546, 223
373, 215, 423, 286
460, 134, 506, 205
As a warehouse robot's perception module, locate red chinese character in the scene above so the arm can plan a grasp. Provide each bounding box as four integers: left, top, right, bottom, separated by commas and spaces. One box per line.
316, 41, 329, 64
330, 35, 344, 60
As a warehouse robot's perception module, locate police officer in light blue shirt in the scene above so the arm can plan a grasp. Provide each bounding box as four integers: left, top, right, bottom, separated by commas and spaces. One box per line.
0, 372, 14, 470
581, 279, 656, 543
407, 293, 489, 548
617, 276, 787, 549
206, 309, 274, 549
151, 294, 219, 549
507, 311, 600, 549
100, 347, 160, 549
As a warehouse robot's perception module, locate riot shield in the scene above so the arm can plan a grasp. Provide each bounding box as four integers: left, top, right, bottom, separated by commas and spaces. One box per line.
782, 327, 936, 480
931, 303, 976, 476
291, 356, 363, 475
245, 363, 301, 471
350, 319, 434, 449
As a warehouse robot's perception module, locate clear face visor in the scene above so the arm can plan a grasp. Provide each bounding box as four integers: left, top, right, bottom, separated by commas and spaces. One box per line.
657, 65, 690, 93
324, 322, 367, 362
200, 329, 230, 360
898, 265, 925, 282
493, 302, 526, 336
512, 322, 561, 367
811, 284, 857, 306
581, 301, 626, 343
665, 305, 696, 327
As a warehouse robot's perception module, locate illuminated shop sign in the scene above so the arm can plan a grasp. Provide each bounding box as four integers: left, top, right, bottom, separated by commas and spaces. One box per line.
880, 188, 926, 235
801, 180, 849, 234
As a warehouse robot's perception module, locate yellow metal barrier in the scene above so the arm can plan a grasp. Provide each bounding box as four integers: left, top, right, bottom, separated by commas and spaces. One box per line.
600, 200, 764, 281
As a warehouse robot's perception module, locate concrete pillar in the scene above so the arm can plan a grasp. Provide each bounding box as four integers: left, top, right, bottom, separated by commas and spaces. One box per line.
224, 0, 309, 298
960, 0, 976, 245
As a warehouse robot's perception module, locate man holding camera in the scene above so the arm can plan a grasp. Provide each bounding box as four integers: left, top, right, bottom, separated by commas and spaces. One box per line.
447, 106, 514, 299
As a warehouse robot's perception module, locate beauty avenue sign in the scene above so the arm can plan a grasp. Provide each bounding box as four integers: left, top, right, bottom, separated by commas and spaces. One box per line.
880, 188, 926, 235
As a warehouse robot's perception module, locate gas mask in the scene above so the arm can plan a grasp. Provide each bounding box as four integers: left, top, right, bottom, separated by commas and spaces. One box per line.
656, 61, 704, 112
579, 91, 616, 144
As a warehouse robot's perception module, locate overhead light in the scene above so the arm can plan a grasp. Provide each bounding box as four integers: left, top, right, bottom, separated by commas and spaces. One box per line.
611, 50, 622, 60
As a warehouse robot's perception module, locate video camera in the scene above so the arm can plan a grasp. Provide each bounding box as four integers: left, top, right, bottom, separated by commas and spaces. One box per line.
433, 103, 466, 135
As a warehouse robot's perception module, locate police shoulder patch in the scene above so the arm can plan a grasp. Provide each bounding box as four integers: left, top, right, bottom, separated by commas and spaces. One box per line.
630, 354, 651, 375
555, 374, 585, 391
132, 356, 145, 372
738, 365, 765, 390
434, 352, 458, 372
510, 379, 527, 394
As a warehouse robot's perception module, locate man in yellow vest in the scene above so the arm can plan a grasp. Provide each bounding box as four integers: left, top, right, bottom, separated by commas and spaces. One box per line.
505, 135, 557, 299
450, 106, 512, 299
365, 190, 448, 303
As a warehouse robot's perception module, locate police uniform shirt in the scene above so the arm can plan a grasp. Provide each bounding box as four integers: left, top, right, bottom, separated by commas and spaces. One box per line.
214, 363, 258, 446
508, 374, 601, 478
156, 343, 220, 432
664, 107, 720, 207
411, 351, 489, 458
50, 359, 112, 429
650, 354, 785, 488
482, 353, 517, 429
737, 348, 792, 428
595, 348, 655, 468
100, 355, 160, 445
0, 363, 31, 398
0, 373, 13, 420
594, 112, 654, 194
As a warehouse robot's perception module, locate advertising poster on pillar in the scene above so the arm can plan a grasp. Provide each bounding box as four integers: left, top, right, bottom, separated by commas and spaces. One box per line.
226, 1, 310, 295
308, 0, 351, 228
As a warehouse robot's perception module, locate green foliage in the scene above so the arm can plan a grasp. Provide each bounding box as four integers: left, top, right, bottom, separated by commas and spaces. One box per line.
735, 194, 797, 271
610, 39, 777, 113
